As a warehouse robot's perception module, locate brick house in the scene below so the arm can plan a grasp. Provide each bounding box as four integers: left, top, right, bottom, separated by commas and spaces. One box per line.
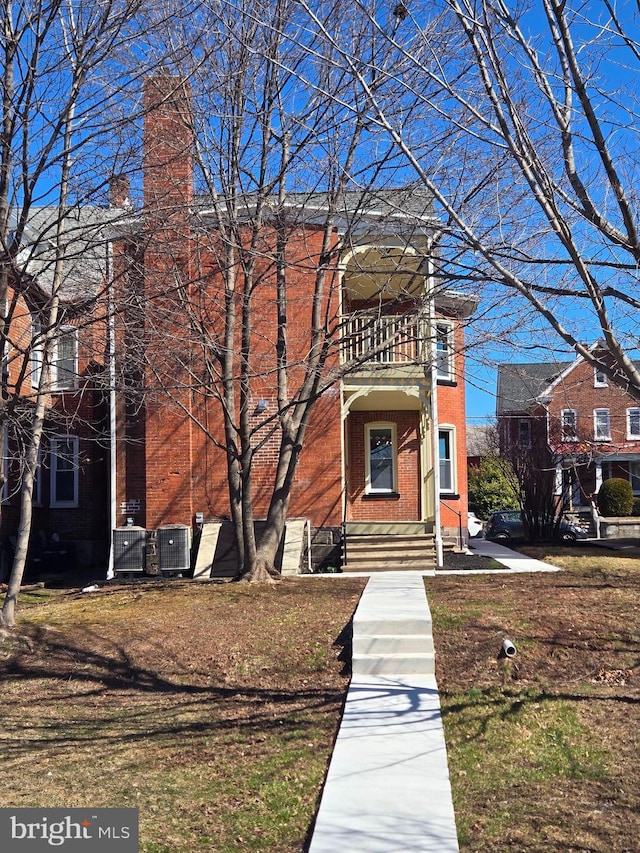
2, 74, 479, 578
108, 76, 478, 574
497, 344, 640, 514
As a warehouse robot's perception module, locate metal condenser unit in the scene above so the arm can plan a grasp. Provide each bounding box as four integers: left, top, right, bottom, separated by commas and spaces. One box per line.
112, 527, 147, 574
157, 524, 191, 573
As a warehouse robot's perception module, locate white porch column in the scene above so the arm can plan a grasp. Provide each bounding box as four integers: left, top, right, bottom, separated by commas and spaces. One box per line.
554, 462, 563, 496
595, 460, 603, 493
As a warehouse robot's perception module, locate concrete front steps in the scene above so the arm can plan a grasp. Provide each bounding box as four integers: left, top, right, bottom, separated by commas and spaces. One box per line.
342, 533, 436, 574
308, 571, 458, 853
352, 571, 435, 676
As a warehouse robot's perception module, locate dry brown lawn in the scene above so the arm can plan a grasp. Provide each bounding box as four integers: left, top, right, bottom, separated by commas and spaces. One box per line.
0, 546, 638, 852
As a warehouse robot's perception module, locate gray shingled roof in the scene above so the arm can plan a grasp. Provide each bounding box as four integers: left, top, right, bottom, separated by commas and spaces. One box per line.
15, 206, 119, 303
193, 185, 436, 230
14, 186, 435, 303
496, 362, 571, 414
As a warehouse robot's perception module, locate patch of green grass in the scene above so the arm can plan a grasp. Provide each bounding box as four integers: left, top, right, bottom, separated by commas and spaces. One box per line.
430, 602, 481, 630
441, 687, 609, 845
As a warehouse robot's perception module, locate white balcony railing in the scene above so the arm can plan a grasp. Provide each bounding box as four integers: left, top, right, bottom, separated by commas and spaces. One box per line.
341, 314, 426, 366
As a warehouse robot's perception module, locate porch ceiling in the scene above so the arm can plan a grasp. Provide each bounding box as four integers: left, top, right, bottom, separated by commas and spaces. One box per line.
344, 387, 424, 411
342, 245, 425, 301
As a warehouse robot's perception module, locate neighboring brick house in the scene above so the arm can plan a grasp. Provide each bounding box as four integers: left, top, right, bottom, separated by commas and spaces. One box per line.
497, 345, 640, 511
109, 76, 478, 571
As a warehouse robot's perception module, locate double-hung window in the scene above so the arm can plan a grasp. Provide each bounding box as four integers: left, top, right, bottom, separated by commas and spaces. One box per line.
435, 322, 454, 381
627, 408, 640, 440
366, 424, 396, 494
561, 409, 578, 441
594, 409, 611, 441
52, 327, 77, 390
439, 427, 456, 493
50, 436, 79, 507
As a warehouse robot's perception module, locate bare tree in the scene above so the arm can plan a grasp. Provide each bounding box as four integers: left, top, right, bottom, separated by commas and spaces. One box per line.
299, 0, 640, 396
0, 0, 150, 627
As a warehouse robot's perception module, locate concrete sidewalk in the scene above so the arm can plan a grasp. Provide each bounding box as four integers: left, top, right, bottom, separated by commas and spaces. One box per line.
461, 538, 562, 573
308, 572, 458, 853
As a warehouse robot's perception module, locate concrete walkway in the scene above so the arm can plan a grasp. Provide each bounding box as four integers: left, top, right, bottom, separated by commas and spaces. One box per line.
458, 538, 562, 573
308, 572, 458, 853
307, 541, 568, 851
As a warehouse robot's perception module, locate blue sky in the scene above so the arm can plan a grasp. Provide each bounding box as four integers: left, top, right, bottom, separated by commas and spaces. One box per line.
465, 361, 497, 424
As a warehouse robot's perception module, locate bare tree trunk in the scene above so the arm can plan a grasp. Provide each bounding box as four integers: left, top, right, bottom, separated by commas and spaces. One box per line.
0, 0, 148, 627
1, 101, 72, 627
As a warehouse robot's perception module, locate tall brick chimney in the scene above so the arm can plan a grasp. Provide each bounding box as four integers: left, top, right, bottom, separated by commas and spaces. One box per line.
138, 74, 196, 529
143, 74, 194, 213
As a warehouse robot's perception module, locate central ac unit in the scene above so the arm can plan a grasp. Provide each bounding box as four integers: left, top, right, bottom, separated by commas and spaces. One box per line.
157, 524, 191, 573
113, 527, 147, 573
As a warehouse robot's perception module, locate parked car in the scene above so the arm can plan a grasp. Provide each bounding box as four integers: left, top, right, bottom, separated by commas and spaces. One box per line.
467, 512, 484, 538
485, 510, 586, 544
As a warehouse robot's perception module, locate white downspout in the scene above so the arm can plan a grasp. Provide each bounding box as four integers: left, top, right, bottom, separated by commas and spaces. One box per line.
106, 240, 117, 579
426, 245, 443, 568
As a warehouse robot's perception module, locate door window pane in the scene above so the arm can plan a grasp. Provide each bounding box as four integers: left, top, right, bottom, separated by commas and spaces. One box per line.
369, 427, 394, 491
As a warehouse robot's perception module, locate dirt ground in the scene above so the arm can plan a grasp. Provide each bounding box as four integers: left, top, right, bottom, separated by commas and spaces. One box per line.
0, 578, 366, 853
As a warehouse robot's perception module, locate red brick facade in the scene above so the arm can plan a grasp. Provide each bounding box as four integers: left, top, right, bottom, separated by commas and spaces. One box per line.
1, 285, 110, 571
108, 76, 475, 556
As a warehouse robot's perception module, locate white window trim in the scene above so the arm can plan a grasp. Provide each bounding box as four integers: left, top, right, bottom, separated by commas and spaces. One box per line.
438, 424, 457, 495
629, 461, 640, 495
435, 320, 454, 382
594, 367, 608, 387
31, 316, 42, 389
52, 326, 78, 391
1, 424, 7, 504
50, 435, 79, 508
561, 408, 578, 441
365, 422, 397, 494
627, 407, 640, 440
594, 408, 611, 442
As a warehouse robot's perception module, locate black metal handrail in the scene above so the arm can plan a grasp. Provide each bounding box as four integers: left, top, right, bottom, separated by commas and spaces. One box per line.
440, 498, 464, 550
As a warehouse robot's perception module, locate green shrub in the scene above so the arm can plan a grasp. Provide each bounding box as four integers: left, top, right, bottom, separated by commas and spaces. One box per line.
468, 454, 519, 519
632, 498, 640, 517
597, 478, 634, 517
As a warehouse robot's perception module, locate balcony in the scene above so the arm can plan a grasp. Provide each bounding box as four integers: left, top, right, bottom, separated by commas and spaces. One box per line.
341, 313, 426, 368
